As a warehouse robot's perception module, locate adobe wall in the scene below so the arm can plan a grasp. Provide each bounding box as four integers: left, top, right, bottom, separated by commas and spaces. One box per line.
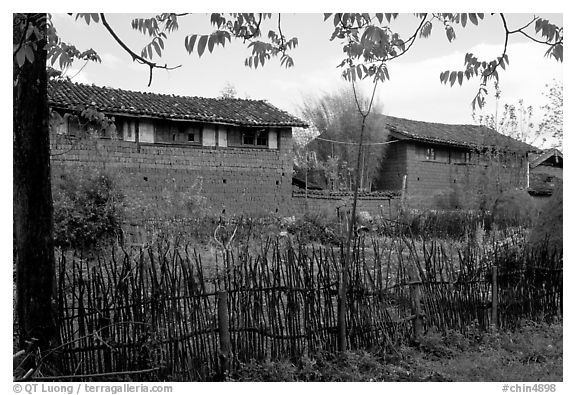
531, 165, 563, 179
373, 140, 407, 191
291, 191, 401, 219
404, 143, 528, 208
50, 131, 294, 218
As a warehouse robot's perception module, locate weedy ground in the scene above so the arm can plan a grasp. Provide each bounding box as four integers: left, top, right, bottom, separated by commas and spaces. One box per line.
229, 320, 562, 382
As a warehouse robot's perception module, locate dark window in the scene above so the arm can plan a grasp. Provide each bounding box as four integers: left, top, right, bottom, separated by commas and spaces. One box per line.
243, 131, 255, 145
242, 129, 268, 147
155, 121, 202, 144
452, 150, 472, 164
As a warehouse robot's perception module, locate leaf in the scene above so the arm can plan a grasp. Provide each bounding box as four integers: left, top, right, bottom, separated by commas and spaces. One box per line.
440, 70, 449, 83
197, 35, 208, 57
185, 35, 197, 54
15, 48, 26, 67
333, 14, 341, 27
461, 13, 467, 28
420, 21, 432, 38
375, 13, 383, 24
323, 13, 332, 21
449, 71, 457, 86
152, 41, 161, 57
445, 26, 456, 42
545, 43, 563, 62
385, 13, 398, 22
457, 71, 463, 85
469, 13, 478, 26
208, 34, 215, 53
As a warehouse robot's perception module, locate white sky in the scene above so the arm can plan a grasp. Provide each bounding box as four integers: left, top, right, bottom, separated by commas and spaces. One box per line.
49, 12, 563, 128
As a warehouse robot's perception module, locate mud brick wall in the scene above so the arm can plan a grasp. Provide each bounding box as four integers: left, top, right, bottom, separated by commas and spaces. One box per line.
50, 130, 294, 218
373, 140, 407, 191
531, 164, 563, 179
403, 143, 528, 208
291, 192, 401, 219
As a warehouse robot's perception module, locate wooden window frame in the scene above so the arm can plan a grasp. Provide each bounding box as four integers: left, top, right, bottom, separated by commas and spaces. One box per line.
241, 128, 268, 148
155, 121, 202, 146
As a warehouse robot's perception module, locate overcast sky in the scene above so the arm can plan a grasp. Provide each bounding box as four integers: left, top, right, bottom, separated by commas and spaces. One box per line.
50, 12, 562, 128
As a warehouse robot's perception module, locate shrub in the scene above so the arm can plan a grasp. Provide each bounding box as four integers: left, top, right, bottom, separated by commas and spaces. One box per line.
53, 169, 124, 249
491, 189, 537, 229
529, 183, 562, 253
287, 210, 343, 245
390, 209, 489, 240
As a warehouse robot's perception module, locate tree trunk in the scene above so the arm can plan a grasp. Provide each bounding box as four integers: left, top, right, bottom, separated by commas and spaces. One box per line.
13, 13, 58, 353
338, 118, 367, 351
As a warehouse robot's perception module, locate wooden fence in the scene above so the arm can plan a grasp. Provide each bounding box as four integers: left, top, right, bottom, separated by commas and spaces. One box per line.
52, 235, 562, 381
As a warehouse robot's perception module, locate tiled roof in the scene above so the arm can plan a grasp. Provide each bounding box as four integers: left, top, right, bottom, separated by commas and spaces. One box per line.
48, 80, 307, 128
529, 148, 562, 168
377, 114, 538, 152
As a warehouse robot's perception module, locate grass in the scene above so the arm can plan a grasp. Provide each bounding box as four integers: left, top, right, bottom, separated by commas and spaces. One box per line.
229, 320, 563, 382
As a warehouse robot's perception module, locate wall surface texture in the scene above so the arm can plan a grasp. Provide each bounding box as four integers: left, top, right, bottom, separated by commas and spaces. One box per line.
399, 142, 528, 208
50, 130, 294, 218
291, 191, 400, 219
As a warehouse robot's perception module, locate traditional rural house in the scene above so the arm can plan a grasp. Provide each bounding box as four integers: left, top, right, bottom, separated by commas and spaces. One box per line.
528, 148, 563, 199
310, 114, 538, 209
48, 80, 307, 217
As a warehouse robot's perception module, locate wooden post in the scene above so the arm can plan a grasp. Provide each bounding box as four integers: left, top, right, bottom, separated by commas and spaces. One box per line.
409, 266, 423, 341
412, 282, 423, 340
401, 175, 407, 207
491, 265, 498, 329
217, 291, 231, 379
337, 270, 348, 351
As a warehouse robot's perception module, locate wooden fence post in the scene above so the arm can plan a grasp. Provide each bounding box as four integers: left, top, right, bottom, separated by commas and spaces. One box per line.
491, 265, 498, 329
337, 271, 348, 351
217, 290, 231, 379
408, 265, 423, 341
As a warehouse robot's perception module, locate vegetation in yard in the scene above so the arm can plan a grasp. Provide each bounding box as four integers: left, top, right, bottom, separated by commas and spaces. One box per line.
491, 189, 538, 229
529, 183, 563, 253
379, 209, 490, 240
53, 169, 125, 250
229, 320, 563, 382
286, 210, 344, 245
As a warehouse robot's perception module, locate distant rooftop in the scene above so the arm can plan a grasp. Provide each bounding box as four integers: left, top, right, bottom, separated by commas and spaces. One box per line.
379, 114, 538, 152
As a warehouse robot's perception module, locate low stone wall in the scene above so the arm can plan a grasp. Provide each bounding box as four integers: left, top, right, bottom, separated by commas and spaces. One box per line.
290, 190, 401, 219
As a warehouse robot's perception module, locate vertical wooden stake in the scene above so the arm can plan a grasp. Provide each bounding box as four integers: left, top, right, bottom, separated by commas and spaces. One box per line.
337, 286, 347, 351
408, 265, 423, 341
491, 265, 498, 329
217, 290, 231, 379
410, 280, 423, 341
413, 283, 423, 340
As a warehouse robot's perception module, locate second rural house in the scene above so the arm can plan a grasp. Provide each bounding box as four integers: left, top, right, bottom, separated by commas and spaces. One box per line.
311, 115, 538, 209
528, 148, 563, 200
